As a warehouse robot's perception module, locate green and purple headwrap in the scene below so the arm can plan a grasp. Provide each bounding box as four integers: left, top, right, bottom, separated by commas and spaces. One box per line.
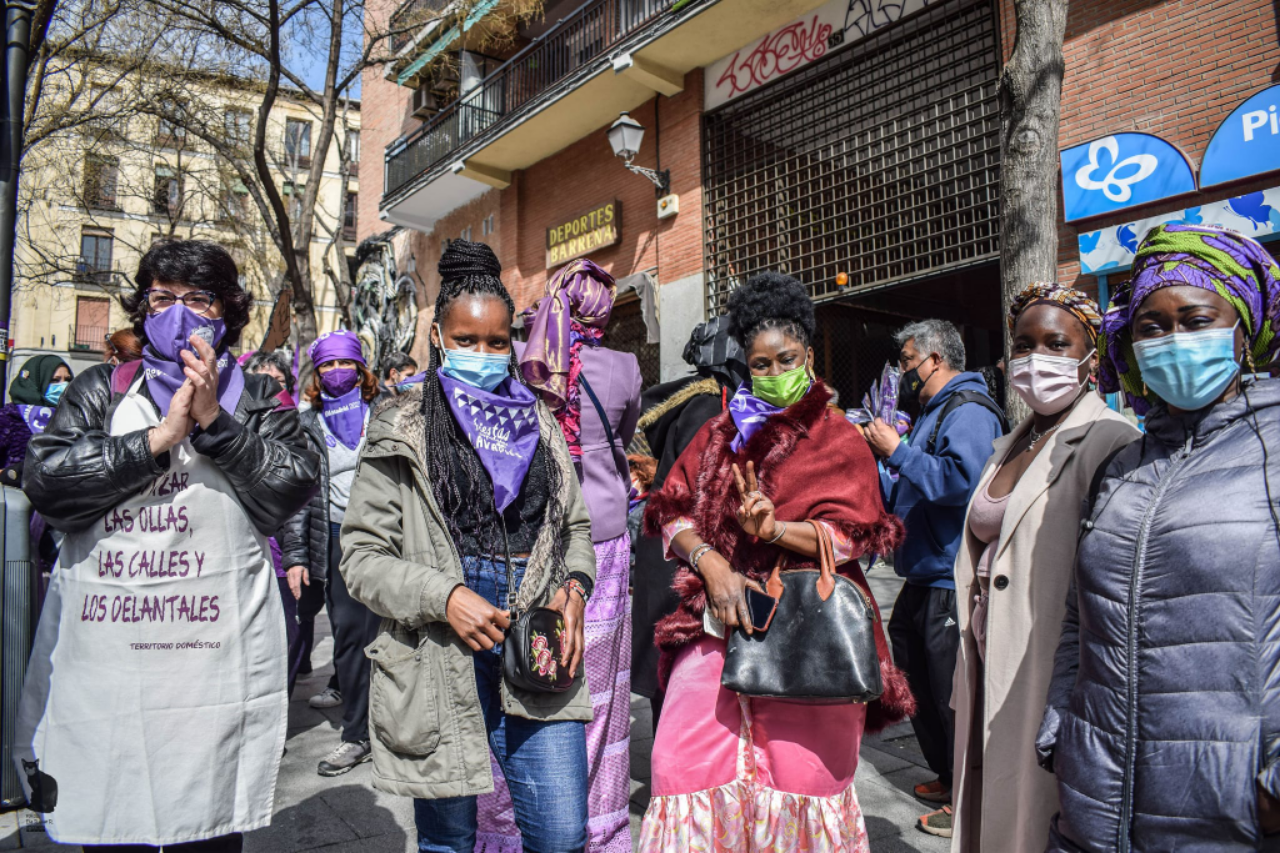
1099, 223, 1280, 414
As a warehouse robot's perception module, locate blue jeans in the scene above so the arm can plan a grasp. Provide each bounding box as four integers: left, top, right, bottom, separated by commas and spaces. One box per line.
414, 556, 588, 853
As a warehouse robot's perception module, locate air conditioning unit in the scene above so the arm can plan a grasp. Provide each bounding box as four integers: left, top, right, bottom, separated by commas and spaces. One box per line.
412, 84, 443, 118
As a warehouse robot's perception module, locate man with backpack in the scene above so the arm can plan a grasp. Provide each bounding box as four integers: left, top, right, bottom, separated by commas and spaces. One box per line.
864, 318, 1006, 838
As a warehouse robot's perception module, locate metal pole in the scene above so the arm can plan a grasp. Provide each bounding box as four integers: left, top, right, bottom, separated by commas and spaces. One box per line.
0, 0, 35, 391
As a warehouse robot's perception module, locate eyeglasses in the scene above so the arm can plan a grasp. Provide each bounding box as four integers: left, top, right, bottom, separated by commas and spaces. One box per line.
146, 288, 217, 314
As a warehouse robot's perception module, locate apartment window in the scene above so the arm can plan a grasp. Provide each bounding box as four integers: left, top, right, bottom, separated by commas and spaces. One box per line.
154, 165, 182, 216
78, 231, 113, 283
221, 179, 250, 221
74, 297, 111, 352
343, 191, 358, 239
156, 108, 187, 149
460, 226, 472, 242
284, 119, 312, 168
347, 129, 360, 164
482, 213, 495, 236
83, 155, 119, 210
225, 109, 252, 147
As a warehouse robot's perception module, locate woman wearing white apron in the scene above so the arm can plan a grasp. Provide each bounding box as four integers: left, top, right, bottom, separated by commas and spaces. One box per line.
15, 240, 321, 851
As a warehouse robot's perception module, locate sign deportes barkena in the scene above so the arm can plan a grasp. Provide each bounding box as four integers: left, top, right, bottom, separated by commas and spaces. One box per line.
1059, 133, 1197, 222
1201, 84, 1280, 188
546, 200, 620, 267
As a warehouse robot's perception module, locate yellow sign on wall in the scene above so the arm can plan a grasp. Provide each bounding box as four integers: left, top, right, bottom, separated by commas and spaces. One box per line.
546, 200, 620, 267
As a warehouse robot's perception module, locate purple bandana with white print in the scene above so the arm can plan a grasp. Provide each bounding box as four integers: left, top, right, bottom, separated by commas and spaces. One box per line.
439, 372, 540, 512
141, 346, 245, 419
17, 405, 53, 434
320, 385, 367, 450
729, 382, 783, 452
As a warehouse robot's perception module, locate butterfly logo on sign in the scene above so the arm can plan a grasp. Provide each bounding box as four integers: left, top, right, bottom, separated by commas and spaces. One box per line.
1060, 132, 1197, 222
1074, 137, 1158, 203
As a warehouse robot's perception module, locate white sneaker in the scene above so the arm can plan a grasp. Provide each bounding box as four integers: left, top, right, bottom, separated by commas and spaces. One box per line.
308, 687, 342, 709
317, 740, 371, 777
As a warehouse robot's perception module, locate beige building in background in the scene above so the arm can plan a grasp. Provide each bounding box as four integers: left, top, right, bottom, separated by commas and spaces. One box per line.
14, 68, 360, 376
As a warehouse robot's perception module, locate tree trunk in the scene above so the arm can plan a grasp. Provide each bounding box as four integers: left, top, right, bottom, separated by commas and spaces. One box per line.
998, 0, 1068, 423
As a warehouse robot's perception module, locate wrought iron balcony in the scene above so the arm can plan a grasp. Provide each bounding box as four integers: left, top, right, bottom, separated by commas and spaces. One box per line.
384, 0, 685, 203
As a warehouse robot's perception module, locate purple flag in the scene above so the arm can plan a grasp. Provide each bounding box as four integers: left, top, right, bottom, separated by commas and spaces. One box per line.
728, 383, 783, 452
440, 373, 541, 512
17, 405, 53, 435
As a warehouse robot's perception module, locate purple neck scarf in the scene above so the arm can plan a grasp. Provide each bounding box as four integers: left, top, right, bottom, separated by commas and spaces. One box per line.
320, 386, 367, 450
439, 373, 540, 512
729, 382, 783, 452
140, 346, 245, 418
17, 405, 53, 434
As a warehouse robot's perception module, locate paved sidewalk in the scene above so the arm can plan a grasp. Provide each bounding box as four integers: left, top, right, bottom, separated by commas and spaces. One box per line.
3, 567, 948, 851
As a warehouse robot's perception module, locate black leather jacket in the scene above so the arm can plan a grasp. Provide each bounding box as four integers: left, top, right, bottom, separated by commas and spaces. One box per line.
24, 362, 320, 536
280, 407, 334, 582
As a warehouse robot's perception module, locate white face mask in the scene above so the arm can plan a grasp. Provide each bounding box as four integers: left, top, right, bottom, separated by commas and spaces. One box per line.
1008, 350, 1095, 416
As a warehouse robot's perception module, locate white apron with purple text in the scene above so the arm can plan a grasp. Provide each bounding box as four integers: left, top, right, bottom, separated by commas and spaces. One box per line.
13, 376, 287, 845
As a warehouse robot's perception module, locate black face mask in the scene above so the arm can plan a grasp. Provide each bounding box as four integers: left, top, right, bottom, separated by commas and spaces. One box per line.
899, 356, 936, 407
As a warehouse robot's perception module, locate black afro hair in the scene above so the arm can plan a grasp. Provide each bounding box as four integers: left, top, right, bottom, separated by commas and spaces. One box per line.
726, 271, 815, 350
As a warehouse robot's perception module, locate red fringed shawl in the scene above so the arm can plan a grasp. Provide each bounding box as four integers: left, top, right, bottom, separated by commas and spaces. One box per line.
643, 381, 915, 733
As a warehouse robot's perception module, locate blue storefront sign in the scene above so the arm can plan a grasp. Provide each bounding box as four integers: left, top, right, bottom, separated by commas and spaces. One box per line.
1201, 84, 1280, 188
1060, 133, 1197, 222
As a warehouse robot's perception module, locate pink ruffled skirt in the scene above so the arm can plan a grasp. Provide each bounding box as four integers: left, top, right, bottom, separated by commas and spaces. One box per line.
639, 636, 870, 852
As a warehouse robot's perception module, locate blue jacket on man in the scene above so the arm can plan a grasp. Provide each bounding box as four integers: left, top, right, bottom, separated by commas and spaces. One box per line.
882, 372, 1004, 589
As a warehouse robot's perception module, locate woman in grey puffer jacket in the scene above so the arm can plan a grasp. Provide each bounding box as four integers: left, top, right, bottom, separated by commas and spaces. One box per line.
1038, 224, 1280, 852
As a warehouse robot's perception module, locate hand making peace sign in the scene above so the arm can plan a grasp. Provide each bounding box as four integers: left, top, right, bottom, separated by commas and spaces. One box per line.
733, 460, 778, 541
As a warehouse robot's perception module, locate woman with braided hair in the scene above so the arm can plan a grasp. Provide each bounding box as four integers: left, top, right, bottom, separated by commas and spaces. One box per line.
340, 239, 596, 853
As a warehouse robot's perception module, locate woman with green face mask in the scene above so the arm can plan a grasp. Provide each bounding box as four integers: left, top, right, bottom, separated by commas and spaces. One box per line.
638, 272, 912, 851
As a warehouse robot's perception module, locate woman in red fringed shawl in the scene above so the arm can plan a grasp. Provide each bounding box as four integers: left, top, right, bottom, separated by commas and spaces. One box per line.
637, 272, 913, 852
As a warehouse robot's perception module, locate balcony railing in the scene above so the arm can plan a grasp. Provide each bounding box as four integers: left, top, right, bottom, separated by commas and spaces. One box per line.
71, 324, 109, 352
385, 0, 682, 201
390, 0, 453, 54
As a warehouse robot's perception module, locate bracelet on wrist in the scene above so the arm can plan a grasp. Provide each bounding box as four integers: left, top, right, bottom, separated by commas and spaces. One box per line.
689, 543, 715, 573
765, 520, 788, 544
563, 577, 590, 603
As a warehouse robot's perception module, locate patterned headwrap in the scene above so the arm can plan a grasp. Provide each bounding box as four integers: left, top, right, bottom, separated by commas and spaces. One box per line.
519, 258, 616, 457
1099, 223, 1280, 414
1007, 281, 1103, 342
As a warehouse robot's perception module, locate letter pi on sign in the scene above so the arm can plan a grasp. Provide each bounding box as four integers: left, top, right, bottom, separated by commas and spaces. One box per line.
1059, 132, 1197, 222
1201, 84, 1280, 188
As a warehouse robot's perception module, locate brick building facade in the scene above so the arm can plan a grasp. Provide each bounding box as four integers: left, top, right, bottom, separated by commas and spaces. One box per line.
362, 0, 1277, 399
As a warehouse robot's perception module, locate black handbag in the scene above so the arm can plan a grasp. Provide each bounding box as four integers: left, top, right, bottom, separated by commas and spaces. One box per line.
721, 521, 884, 703
503, 604, 576, 693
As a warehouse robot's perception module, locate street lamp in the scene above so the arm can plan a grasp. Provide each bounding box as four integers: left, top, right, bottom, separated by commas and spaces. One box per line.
608, 112, 670, 197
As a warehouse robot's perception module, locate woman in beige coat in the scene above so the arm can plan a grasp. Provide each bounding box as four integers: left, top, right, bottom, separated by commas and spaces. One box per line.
948, 283, 1139, 851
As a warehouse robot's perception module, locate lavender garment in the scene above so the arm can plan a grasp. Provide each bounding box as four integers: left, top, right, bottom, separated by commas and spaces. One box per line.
520, 259, 616, 414
574, 347, 642, 541
308, 328, 365, 366
439, 373, 540, 512
475, 534, 634, 853
143, 304, 226, 364
319, 386, 367, 450
18, 405, 53, 434
140, 345, 245, 418
729, 383, 783, 452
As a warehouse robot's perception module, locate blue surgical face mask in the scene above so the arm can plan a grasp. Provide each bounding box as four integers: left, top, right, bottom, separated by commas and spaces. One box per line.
44, 382, 68, 406
436, 324, 510, 392
1133, 322, 1240, 411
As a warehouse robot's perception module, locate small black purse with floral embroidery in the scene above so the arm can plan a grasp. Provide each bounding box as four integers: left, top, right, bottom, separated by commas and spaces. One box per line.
504, 606, 574, 693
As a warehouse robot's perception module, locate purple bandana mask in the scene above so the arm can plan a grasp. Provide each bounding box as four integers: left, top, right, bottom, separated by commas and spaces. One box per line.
144, 304, 226, 363
729, 383, 783, 452
321, 367, 360, 397
140, 346, 244, 419
439, 373, 540, 512
320, 386, 367, 450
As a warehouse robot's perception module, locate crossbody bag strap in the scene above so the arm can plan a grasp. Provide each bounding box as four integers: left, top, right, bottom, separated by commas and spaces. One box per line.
577, 372, 628, 481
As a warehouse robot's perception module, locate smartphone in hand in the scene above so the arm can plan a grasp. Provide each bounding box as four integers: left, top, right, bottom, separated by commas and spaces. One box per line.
744, 587, 779, 632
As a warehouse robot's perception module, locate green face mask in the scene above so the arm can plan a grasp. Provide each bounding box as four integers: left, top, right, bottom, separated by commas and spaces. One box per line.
752, 361, 811, 408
